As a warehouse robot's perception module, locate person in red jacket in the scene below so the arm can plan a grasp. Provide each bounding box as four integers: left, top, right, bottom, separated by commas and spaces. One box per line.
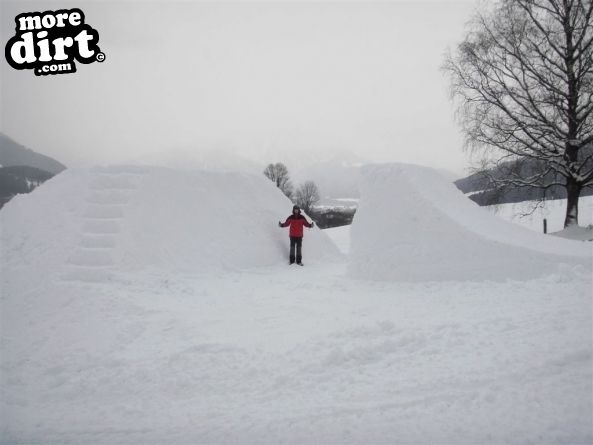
278, 205, 314, 265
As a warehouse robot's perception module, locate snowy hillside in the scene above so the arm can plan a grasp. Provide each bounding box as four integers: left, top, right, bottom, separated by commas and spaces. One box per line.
349, 163, 591, 282
1, 164, 591, 444
0, 133, 66, 175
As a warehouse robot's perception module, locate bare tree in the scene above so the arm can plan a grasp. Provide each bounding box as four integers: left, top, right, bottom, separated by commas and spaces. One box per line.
444, 0, 593, 227
263, 163, 293, 199
294, 181, 320, 214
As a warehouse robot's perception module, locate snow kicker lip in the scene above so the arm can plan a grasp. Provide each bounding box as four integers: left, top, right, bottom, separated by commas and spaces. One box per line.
348, 163, 592, 282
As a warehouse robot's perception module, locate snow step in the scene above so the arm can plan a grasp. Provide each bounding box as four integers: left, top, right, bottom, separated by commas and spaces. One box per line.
82, 220, 120, 235
83, 205, 125, 219
67, 249, 114, 267
79, 235, 117, 249
89, 175, 139, 191
86, 191, 131, 205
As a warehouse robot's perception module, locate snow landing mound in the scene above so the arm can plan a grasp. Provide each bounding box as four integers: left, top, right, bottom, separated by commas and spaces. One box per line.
1, 165, 339, 289
348, 163, 592, 282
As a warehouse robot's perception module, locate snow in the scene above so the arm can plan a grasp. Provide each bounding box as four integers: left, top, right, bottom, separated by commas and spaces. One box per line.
552, 225, 593, 242
1, 163, 592, 444
1, 166, 338, 292
487, 196, 593, 234
349, 163, 591, 282
334, 197, 360, 203
324, 225, 351, 255
315, 197, 358, 211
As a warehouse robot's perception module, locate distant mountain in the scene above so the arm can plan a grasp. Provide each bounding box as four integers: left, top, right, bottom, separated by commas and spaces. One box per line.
0, 134, 66, 209
0, 166, 55, 208
270, 149, 367, 199
293, 161, 363, 199
131, 147, 264, 175
455, 154, 593, 205
0, 133, 66, 174
262, 147, 366, 170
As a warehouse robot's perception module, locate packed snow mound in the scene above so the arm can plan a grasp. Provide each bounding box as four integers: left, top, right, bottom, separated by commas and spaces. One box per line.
1, 165, 339, 291
349, 163, 592, 282
2, 166, 591, 444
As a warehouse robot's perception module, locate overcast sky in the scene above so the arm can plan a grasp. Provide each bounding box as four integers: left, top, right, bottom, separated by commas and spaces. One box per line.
1, 0, 478, 175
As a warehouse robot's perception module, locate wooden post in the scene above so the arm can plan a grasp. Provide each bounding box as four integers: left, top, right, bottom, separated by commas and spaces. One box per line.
543, 218, 547, 234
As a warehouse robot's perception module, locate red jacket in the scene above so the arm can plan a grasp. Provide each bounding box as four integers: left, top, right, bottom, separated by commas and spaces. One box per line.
281, 214, 313, 238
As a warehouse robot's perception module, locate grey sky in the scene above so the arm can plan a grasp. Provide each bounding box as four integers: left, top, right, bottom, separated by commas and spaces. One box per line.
1, 0, 478, 174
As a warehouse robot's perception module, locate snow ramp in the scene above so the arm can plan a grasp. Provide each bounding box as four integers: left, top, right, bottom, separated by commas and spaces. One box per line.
1, 165, 339, 292
348, 163, 592, 282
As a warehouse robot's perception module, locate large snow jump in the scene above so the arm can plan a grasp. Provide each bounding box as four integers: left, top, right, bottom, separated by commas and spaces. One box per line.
1, 165, 339, 292
348, 163, 592, 282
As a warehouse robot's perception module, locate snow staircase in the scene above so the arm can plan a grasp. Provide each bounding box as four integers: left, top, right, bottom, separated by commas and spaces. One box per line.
62, 168, 145, 283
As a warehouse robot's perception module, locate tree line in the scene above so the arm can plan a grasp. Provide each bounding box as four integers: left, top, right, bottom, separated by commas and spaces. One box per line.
263, 162, 320, 215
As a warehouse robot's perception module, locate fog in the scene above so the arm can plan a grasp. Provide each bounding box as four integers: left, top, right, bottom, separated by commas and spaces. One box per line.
1, 0, 478, 175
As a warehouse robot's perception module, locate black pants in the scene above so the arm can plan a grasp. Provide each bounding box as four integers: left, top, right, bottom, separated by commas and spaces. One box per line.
289, 236, 303, 263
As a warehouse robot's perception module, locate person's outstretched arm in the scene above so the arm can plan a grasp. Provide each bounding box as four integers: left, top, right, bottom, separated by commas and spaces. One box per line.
279, 217, 291, 227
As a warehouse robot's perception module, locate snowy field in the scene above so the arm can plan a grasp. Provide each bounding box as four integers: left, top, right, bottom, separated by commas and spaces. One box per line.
1, 165, 592, 444
488, 196, 593, 235
316, 197, 359, 211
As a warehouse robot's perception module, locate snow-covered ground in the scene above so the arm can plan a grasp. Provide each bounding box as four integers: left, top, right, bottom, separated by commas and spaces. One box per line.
487, 196, 593, 234
315, 197, 358, 211
1, 164, 591, 444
